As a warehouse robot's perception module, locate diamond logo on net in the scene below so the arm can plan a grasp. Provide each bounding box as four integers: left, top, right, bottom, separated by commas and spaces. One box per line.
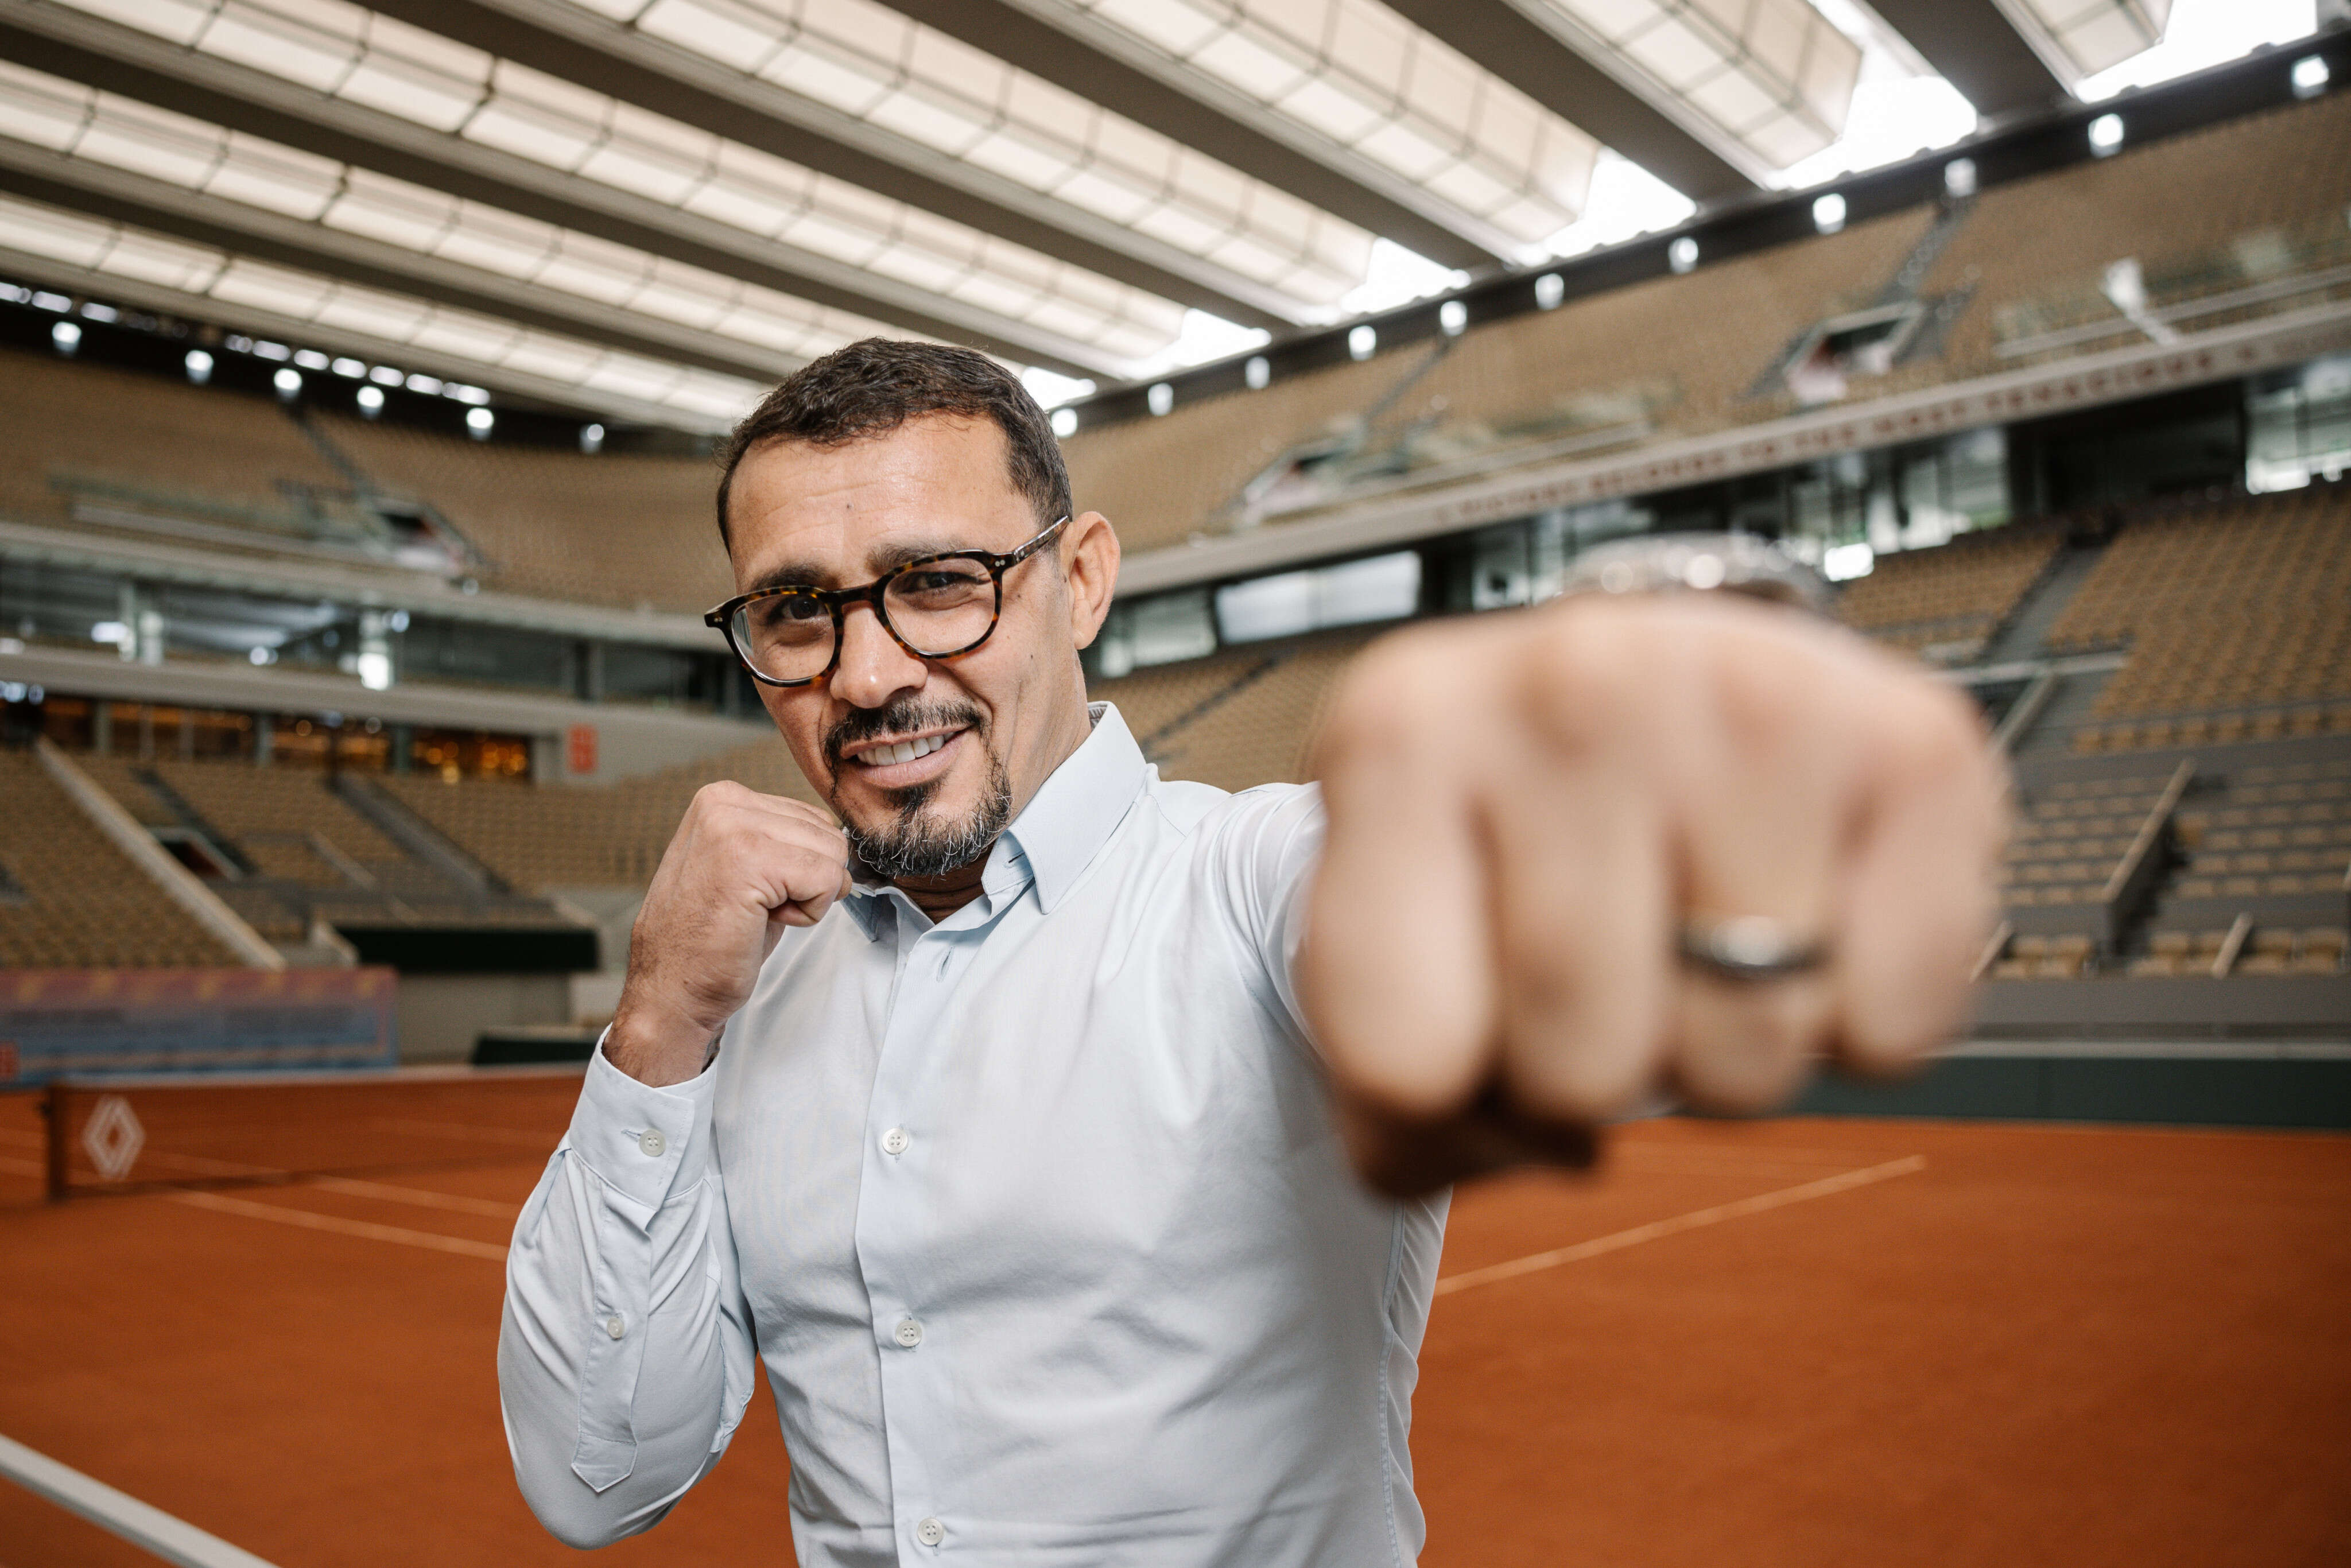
82, 1094, 146, 1183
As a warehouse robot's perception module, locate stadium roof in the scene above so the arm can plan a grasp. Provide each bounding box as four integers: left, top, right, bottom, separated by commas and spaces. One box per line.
0, 0, 2280, 430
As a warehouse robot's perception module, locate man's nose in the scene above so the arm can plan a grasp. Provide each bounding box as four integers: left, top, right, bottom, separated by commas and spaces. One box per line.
829, 600, 927, 709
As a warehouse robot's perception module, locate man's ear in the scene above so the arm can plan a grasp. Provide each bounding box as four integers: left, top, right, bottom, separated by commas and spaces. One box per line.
1064, 511, 1120, 649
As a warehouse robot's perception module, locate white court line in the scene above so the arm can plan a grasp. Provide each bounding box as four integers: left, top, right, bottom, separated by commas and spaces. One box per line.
167, 1190, 508, 1262
0, 1430, 281, 1568
1434, 1155, 1928, 1298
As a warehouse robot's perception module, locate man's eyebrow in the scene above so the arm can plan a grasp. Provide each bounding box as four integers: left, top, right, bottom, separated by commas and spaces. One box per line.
748, 535, 980, 593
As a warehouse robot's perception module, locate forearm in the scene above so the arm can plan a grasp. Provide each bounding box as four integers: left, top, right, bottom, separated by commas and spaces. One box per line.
497, 1045, 755, 1547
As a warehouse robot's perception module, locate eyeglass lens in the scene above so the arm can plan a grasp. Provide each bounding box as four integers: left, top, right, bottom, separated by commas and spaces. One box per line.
731, 560, 999, 682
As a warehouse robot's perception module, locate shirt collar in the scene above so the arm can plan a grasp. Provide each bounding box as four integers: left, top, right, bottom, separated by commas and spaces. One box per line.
838, 701, 1147, 936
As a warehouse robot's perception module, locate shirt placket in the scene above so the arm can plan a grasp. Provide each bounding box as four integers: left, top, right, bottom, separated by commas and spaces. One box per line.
854, 893, 994, 1558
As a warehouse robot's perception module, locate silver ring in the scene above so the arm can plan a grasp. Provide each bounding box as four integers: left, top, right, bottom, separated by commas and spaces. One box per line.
1677, 916, 1830, 981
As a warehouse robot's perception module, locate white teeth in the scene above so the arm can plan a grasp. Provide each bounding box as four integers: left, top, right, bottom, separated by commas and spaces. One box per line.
861, 731, 953, 767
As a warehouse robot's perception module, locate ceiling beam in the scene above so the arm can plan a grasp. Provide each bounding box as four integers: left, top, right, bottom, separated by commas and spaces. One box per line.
891, 0, 1502, 268
0, 244, 737, 433
0, 3, 1126, 377
357, 0, 1301, 329
1863, 0, 2067, 120
1380, 0, 1762, 205
0, 143, 797, 385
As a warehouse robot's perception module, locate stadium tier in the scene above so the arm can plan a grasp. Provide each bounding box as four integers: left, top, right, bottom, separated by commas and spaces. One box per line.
313, 414, 731, 615
0, 747, 237, 968
1833, 520, 2065, 659
0, 352, 350, 545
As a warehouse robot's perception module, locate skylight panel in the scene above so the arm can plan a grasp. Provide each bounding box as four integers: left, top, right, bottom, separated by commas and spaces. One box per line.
34, 0, 1201, 366
0, 59, 87, 151
1050, 0, 1599, 246
2001, 0, 2171, 83
195, 0, 359, 92
583, 0, 1376, 305
1520, 0, 1862, 174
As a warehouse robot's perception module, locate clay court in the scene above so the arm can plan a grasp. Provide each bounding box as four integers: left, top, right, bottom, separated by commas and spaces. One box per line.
3, 1081, 2344, 1567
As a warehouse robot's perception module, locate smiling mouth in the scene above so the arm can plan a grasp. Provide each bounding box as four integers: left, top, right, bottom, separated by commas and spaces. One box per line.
842, 725, 967, 769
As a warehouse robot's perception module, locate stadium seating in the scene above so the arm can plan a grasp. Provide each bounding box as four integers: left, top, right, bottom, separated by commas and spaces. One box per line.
313, 414, 732, 614
380, 735, 819, 894
1835, 522, 2063, 658
2054, 482, 2351, 747
0, 747, 238, 967
0, 350, 348, 540
1910, 90, 2351, 383
1091, 630, 1375, 795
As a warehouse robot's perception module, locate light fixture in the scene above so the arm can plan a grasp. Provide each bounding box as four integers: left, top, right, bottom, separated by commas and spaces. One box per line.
356, 385, 385, 416
1668, 236, 1700, 274
80, 302, 117, 323
2088, 114, 2124, 157
331, 357, 366, 378
248, 645, 275, 666
580, 422, 605, 453
1146, 382, 1174, 417
254, 340, 290, 361
1244, 355, 1271, 390
51, 321, 80, 355
2291, 55, 2329, 100
1438, 300, 1468, 337
1811, 192, 1846, 234
368, 365, 403, 386
294, 349, 330, 371
1944, 158, 1978, 199
1534, 273, 1565, 310
1348, 324, 1376, 361
406, 373, 443, 395
1050, 407, 1078, 438
464, 406, 494, 439
273, 367, 302, 399
184, 349, 213, 384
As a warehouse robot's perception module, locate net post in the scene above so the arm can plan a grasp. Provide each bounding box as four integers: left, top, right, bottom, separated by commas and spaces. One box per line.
42, 1080, 68, 1204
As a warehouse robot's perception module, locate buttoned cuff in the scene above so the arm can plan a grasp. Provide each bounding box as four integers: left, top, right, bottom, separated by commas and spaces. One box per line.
564, 1030, 716, 1228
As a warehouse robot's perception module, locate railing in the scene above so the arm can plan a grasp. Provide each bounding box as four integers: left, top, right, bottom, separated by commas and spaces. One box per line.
2096, 757, 2197, 946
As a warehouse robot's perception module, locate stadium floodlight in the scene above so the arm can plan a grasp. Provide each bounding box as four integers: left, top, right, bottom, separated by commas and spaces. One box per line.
1944, 158, 1978, 199
80, 302, 117, 323
465, 406, 494, 439
1147, 383, 1174, 417
1051, 407, 1078, 438
1348, 325, 1377, 361
248, 645, 274, 666
254, 341, 290, 361
1245, 355, 1271, 390
2088, 114, 2124, 156
184, 350, 212, 385
51, 321, 80, 355
1534, 274, 1565, 311
331, 358, 366, 379
580, 423, 606, 454
1668, 236, 1700, 274
356, 386, 385, 417
1439, 301, 1468, 337
1812, 193, 1846, 235
368, 366, 403, 386
31, 292, 69, 312
294, 349, 330, 371
1822, 542, 1875, 581
273, 367, 302, 399
2291, 56, 2329, 100
407, 374, 443, 395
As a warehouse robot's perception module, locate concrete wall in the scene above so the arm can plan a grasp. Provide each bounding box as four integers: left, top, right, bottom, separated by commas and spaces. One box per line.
397, 973, 573, 1065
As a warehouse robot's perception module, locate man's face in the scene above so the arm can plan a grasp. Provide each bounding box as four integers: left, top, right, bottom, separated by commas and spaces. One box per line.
724, 414, 1115, 882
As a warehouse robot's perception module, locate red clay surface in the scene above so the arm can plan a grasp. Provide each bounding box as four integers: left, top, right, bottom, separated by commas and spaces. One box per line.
2, 1087, 2346, 1567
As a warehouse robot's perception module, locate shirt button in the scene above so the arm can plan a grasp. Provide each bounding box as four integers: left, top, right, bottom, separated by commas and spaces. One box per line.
637, 1128, 666, 1158
915, 1517, 945, 1547
604, 1314, 626, 1340
893, 1318, 923, 1349
880, 1127, 910, 1156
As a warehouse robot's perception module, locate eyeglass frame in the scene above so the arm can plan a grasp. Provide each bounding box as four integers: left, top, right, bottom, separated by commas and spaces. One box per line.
705, 515, 1070, 689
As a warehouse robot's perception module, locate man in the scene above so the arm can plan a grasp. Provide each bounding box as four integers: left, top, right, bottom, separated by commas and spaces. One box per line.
499, 340, 2001, 1565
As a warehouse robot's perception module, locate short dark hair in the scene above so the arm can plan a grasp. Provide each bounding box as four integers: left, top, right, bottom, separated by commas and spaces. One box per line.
715, 339, 1072, 549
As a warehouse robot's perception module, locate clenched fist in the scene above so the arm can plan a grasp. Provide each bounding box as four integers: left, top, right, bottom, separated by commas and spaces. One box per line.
607, 782, 853, 1086
1298, 591, 2007, 1196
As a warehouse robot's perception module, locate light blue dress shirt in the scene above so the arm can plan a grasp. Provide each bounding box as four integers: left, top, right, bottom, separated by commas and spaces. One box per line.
499, 704, 1450, 1566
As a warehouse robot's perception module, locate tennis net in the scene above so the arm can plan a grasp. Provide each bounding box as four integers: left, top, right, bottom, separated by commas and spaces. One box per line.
40, 1066, 583, 1201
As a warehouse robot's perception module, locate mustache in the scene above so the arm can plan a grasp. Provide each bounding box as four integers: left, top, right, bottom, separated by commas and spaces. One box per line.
824, 696, 986, 771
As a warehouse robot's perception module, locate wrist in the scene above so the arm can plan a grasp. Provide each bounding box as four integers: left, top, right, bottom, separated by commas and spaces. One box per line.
606, 992, 723, 1087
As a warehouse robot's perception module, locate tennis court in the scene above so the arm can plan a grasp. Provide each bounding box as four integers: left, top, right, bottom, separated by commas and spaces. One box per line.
2, 1078, 2346, 1567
